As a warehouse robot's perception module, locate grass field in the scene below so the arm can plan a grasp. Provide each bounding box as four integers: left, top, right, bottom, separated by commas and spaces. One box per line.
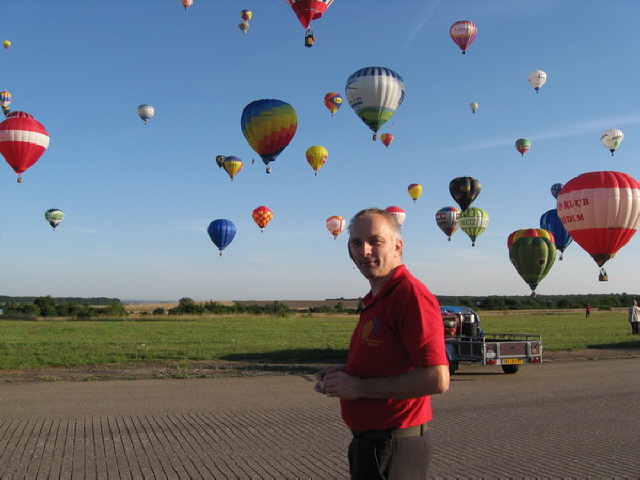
0, 310, 638, 371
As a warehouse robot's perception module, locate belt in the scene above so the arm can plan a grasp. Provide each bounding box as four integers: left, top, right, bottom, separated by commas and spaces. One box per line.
351, 422, 429, 439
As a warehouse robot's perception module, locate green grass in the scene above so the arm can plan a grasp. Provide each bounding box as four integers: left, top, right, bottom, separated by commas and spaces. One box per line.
0, 311, 637, 370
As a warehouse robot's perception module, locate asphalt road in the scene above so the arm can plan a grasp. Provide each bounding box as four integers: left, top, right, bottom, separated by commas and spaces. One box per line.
1, 358, 638, 478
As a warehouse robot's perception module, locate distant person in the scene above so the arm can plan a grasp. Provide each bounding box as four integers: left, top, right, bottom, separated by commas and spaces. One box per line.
629, 300, 639, 335
585, 304, 591, 318
314, 208, 450, 479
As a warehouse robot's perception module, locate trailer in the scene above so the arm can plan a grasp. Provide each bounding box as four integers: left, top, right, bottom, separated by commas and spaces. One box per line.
441, 306, 542, 375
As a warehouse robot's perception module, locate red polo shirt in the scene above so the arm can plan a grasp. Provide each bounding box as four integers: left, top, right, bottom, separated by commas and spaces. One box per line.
341, 265, 447, 431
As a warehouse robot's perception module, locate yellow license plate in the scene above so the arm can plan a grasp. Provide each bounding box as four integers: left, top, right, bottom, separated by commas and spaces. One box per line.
503, 358, 524, 364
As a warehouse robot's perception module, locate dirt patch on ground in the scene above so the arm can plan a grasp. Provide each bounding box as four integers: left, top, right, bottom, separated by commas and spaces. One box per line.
1, 349, 638, 383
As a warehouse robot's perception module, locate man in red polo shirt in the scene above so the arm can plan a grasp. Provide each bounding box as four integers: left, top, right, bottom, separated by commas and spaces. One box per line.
316, 208, 450, 479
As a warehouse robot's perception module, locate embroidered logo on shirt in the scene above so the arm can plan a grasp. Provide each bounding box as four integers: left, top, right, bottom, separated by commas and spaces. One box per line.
361, 317, 383, 346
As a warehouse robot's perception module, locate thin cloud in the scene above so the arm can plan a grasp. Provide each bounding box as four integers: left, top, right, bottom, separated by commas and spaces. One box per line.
445, 112, 640, 153
402, 0, 442, 52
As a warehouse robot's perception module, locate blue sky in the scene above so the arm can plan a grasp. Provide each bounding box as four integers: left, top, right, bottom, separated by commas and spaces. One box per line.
1, 0, 638, 301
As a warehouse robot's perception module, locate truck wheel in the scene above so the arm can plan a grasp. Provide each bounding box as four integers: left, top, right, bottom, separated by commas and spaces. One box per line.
449, 362, 459, 376
501, 365, 519, 374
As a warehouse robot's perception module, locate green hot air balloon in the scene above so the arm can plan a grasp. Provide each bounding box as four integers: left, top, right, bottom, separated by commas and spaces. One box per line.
508, 229, 556, 296
459, 207, 488, 246
44, 208, 65, 230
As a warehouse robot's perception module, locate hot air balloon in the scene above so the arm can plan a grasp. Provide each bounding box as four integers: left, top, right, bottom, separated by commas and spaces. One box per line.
285, 0, 334, 47
600, 129, 624, 156
240, 9, 252, 21
508, 228, 557, 296
222, 156, 243, 181
435, 206, 460, 241
515, 138, 531, 156
305, 145, 328, 175
207, 219, 236, 256
345, 66, 405, 140
239, 22, 250, 34
252, 206, 273, 232
0, 111, 50, 183
0, 90, 11, 117
380, 133, 393, 148
540, 209, 573, 260
2, 41, 10, 50
408, 183, 422, 203
459, 207, 488, 246
469, 102, 479, 114
550, 183, 564, 199
385, 206, 406, 227
240, 99, 298, 174
215, 155, 226, 169
326, 215, 345, 240
181, 0, 193, 10
45, 208, 65, 230
324, 92, 342, 115
450, 20, 477, 54
137, 104, 154, 124
449, 176, 481, 211
557, 171, 639, 281
528, 70, 547, 93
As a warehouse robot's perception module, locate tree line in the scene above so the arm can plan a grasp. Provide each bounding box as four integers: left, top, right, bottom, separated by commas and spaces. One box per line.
0, 293, 637, 320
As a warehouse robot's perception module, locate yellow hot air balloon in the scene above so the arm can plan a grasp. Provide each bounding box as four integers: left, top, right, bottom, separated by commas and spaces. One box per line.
305, 145, 328, 176
2, 40, 11, 50
222, 156, 243, 181
408, 183, 422, 203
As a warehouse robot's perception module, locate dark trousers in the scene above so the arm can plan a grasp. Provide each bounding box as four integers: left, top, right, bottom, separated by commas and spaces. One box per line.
348, 429, 434, 479
632, 322, 639, 334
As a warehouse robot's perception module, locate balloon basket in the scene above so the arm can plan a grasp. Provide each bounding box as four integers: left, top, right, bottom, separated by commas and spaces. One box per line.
599, 274, 608, 282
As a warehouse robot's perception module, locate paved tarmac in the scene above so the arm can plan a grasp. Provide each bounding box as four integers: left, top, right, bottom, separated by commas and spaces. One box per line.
1, 358, 638, 479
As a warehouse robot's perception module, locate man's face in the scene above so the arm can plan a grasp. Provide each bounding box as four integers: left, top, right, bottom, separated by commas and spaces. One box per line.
348, 213, 402, 284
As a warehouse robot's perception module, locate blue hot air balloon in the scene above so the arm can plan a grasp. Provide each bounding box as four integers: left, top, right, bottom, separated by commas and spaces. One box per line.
540, 209, 573, 260
550, 183, 563, 199
207, 219, 236, 255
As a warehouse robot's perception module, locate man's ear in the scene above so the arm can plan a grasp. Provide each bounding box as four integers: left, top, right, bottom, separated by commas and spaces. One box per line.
348, 243, 354, 261
395, 238, 403, 255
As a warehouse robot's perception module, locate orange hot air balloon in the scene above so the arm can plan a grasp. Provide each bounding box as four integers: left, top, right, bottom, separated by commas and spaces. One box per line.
408, 183, 422, 203
380, 133, 393, 148
326, 215, 345, 240
252, 206, 273, 232
324, 92, 342, 115
556, 171, 640, 280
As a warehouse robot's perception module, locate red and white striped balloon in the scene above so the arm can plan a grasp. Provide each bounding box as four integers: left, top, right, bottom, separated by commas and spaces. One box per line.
0, 111, 50, 182
556, 171, 639, 274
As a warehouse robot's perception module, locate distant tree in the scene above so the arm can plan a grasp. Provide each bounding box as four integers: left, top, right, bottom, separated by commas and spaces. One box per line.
33, 296, 57, 316
153, 307, 166, 316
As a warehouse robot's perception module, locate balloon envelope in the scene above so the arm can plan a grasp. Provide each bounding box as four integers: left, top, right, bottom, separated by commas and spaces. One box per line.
540, 209, 573, 259
459, 207, 489, 246
450, 20, 477, 54
45, 208, 65, 230
222, 156, 243, 180
449, 176, 481, 211
285, 0, 333, 29
305, 145, 328, 175
528, 70, 547, 92
207, 219, 236, 255
345, 66, 405, 139
515, 138, 531, 156
252, 206, 273, 231
435, 206, 460, 241
2, 40, 10, 50
240, 9, 252, 21
326, 215, 345, 239
550, 183, 564, 199
508, 230, 556, 293
556, 171, 639, 273
240, 99, 298, 171
380, 133, 393, 147
600, 129, 624, 155
469, 102, 479, 114
407, 183, 422, 203
0, 111, 50, 181
385, 206, 406, 227
137, 104, 154, 123
324, 92, 342, 115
